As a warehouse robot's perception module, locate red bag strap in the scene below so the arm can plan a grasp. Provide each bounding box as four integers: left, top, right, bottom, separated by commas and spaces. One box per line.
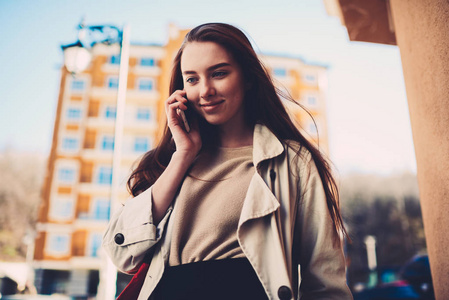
116, 261, 150, 300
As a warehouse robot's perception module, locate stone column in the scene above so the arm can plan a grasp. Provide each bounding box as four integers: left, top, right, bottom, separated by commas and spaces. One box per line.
389, 1, 449, 298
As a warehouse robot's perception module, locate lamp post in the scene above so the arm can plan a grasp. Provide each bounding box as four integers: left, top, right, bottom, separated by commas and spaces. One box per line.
364, 235, 378, 287
62, 22, 123, 74
62, 21, 130, 300
23, 229, 37, 294
62, 41, 92, 75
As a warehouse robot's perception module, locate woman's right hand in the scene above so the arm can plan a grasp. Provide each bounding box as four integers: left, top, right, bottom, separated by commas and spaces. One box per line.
150, 91, 202, 224
165, 90, 202, 161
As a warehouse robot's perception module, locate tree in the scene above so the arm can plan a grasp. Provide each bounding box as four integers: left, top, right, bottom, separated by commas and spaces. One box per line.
0, 148, 46, 261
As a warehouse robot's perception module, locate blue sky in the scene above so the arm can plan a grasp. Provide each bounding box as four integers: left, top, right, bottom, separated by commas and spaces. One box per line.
0, 0, 416, 175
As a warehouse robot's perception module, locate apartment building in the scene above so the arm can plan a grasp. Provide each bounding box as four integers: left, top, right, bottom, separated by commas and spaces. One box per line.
262, 54, 329, 154
33, 24, 329, 298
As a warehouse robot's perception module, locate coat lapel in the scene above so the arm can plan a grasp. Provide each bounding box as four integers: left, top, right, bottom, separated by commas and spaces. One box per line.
237, 125, 293, 299
238, 173, 279, 226
237, 173, 292, 299
252, 124, 284, 167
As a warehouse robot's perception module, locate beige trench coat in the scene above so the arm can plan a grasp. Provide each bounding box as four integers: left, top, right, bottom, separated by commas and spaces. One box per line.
103, 124, 353, 300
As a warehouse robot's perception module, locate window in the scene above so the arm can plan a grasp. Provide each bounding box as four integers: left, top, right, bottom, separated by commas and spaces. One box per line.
89, 233, 103, 257
110, 54, 121, 65
134, 137, 149, 152
107, 77, 119, 89
136, 108, 151, 121
137, 78, 154, 91
48, 234, 70, 255
101, 136, 114, 151
140, 57, 155, 67
308, 122, 318, 135
50, 198, 74, 219
306, 95, 317, 106
71, 79, 85, 91
93, 199, 110, 221
304, 74, 317, 84
105, 106, 116, 119
62, 138, 78, 151
273, 68, 287, 77
97, 167, 112, 185
67, 108, 82, 120
58, 168, 76, 182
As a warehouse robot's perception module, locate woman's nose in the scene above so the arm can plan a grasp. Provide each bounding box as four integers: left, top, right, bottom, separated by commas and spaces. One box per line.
200, 80, 216, 99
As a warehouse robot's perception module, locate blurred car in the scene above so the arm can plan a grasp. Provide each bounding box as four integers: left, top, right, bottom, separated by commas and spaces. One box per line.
353, 280, 420, 300
400, 255, 434, 299
353, 254, 434, 300
0, 275, 18, 297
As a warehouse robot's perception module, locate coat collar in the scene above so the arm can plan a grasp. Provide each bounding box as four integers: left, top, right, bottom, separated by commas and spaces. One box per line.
237, 124, 285, 227
252, 124, 285, 167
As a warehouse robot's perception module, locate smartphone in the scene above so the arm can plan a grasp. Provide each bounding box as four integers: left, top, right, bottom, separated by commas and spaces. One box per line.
177, 108, 190, 133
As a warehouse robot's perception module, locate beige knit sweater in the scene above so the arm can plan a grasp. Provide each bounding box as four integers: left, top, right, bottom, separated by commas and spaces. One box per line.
168, 145, 255, 266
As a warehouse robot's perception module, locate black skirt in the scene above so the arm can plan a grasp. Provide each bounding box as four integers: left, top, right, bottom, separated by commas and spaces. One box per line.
151, 258, 269, 300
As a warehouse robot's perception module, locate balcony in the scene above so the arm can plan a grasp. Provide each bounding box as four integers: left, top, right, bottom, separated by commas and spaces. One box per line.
85, 117, 115, 130
74, 217, 109, 230
70, 256, 103, 269
89, 86, 160, 103
81, 148, 113, 161
124, 119, 158, 132
132, 65, 162, 77
78, 182, 112, 194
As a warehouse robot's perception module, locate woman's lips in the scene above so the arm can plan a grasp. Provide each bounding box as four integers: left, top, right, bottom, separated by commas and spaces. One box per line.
200, 100, 224, 112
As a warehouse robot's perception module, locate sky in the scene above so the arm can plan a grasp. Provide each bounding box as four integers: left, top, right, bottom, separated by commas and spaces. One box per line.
0, 0, 416, 175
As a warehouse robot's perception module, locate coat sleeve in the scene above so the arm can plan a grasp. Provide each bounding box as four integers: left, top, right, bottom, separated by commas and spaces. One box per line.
296, 153, 353, 300
102, 186, 172, 274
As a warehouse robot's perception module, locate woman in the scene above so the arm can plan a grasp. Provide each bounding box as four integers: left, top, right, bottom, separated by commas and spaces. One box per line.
103, 23, 353, 300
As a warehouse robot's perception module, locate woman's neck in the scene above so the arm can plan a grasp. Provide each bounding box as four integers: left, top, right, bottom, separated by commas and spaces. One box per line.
217, 123, 254, 148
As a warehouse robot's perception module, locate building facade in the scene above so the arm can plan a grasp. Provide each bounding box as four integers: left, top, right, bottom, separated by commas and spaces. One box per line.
33, 24, 330, 298
262, 54, 329, 154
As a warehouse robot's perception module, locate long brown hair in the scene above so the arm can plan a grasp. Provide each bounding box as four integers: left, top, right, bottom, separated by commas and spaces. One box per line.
127, 23, 348, 240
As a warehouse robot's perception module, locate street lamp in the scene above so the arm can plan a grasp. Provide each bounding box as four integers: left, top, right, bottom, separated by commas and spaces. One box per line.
23, 229, 37, 294
62, 41, 91, 75
62, 22, 123, 74
61, 21, 130, 300
364, 235, 378, 287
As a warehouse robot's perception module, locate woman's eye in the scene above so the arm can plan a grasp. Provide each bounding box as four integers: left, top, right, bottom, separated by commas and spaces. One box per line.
186, 77, 197, 84
213, 71, 227, 78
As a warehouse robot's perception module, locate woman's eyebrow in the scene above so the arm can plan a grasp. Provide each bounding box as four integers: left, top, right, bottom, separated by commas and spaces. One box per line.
207, 62, 231, 71
182, 62, 231, 75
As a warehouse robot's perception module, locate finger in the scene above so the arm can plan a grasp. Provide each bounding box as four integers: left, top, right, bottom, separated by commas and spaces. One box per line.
166, 90, 186, 101
166, 94, 188, 108
167, 97, 188, 112
166, 100, 187, 119
167, 106, 187, 127
168, 101, 188, 112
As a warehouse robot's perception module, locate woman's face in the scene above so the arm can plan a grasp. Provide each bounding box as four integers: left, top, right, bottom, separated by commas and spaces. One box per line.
180, 42, 247, 130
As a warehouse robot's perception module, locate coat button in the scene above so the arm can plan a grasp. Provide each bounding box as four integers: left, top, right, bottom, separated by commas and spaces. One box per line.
278, 285, 292, 300
114, 233, 125, 245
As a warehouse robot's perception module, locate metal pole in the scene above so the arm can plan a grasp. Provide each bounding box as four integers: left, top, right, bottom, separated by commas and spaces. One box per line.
98, 23, 130, 300
364, 235, 378, 287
